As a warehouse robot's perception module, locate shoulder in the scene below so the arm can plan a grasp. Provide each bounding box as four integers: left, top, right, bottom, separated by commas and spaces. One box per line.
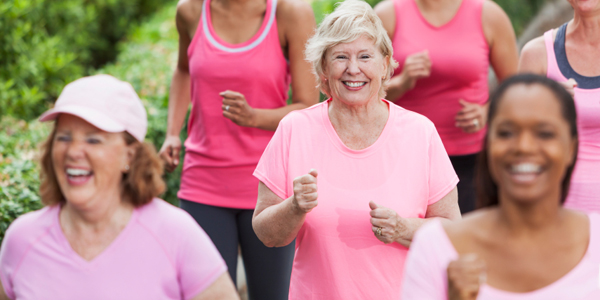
1, 206, 57, 262
374, 0, 396, 27
136, 199, 200, 236
176, 0, 203, 31
389, 102, 437, 134
280, 101, 325, 127
519, 36, 548, 75
481, 0, 513, 41
276, 0, 315, 29
443, 209, 496, 249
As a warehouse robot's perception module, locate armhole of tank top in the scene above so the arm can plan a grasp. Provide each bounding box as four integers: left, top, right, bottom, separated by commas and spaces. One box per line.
476, 0, 489, 50
187, 1, 205, 57
544, 29, 563, 80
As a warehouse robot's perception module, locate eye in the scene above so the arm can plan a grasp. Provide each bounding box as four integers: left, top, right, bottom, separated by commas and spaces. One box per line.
537, 130, 556, 139
86, 137, 102, 144
496, 129, 513, 139
55, 134, 71, 142
336, 55, 347, 59
360, 54, 371, 59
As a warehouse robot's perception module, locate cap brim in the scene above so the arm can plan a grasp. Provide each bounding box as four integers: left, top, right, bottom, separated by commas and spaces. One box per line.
39, 105, 125, 133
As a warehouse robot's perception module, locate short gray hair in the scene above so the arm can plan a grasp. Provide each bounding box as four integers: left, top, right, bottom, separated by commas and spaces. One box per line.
305, 0, 399, 98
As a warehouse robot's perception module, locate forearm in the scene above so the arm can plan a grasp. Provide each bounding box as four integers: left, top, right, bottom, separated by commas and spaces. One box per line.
166, 69, 191, 137
253, 102, 310, 131
253, 196, 307, 247
395, 216, 456, 248
385, 74, 411, 102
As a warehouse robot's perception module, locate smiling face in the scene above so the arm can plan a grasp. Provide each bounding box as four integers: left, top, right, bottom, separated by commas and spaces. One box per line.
487, 84, 577, 205
52, 114, 134, 208
567, 0, 600, 14
323, 36, 388, 106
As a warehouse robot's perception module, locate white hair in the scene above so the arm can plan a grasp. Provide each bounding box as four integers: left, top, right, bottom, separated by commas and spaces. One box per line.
305, 0, 399, 98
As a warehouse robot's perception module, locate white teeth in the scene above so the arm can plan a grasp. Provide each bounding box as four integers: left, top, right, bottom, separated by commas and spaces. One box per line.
511, 163, 541, 173
344, 81, 366, 88
66, 168, 91, 176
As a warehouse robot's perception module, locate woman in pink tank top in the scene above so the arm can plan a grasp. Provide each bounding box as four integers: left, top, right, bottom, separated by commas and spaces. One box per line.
157, 0, 319, 298
375, 0, 518, 214
519, 0, 600, 214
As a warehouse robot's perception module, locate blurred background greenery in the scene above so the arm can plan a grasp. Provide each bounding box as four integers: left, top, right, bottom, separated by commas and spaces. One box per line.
0, 0, 557, 242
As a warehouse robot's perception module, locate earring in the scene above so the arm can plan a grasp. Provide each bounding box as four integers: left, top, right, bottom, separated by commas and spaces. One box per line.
125, 165, 130, 171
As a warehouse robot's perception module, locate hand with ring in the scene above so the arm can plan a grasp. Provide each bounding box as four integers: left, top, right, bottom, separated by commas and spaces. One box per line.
455, 99, 487, 133
221, 90, 258, 128
369, 201, 409, 244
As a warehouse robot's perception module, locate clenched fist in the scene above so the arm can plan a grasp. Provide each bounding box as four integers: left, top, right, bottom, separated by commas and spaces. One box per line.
291, 169, 319, 214
447, 254, 486, 300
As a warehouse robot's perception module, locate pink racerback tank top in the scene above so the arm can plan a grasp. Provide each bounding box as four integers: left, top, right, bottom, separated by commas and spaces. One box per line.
179, 0, 290, 209
544, 29, 600, 213
391, 0, 489, 156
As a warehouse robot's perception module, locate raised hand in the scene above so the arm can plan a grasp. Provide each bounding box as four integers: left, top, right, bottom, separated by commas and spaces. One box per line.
447, 254, 486, 300
220, 90, 258, 128
158, 135, 182, 172
369, 201, 409, 244
560, 78, 577, 97
455, 100, 487, 133
291, 169, 319, 214
397, 50, 432, 91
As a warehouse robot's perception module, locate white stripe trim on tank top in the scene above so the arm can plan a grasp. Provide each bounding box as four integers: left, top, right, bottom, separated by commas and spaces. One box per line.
202, 0, 277, 53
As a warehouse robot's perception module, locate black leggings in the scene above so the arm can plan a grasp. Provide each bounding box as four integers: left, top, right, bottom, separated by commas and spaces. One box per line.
449, 154, 478, 214
180, 199, 294, 300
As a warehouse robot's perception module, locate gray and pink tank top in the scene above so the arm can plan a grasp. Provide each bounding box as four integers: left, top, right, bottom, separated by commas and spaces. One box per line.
545, 24, 600, 213
179, 0, 290, 209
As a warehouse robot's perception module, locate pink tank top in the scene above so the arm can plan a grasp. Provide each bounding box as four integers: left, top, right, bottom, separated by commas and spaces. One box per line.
179, 0, 290, 209
392, 0, 489, 155
544, 30, 600, 213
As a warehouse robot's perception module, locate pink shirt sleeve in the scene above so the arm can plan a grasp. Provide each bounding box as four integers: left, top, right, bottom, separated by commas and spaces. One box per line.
402, 220, 456, 299
0, 224, 20, 299
427, 129, 460, 205
253, 114, 292, 200
176, 214, 228, 299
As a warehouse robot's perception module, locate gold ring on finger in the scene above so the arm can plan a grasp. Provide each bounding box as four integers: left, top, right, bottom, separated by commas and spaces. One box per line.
376, 227, 382, 236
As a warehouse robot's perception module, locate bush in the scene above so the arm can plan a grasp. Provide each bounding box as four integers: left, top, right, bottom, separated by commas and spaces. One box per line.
0, 117, 49, 242
0, 0, 167, 121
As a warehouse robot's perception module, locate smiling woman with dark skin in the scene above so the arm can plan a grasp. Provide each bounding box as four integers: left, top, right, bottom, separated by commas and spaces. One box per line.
403, 74, 600, 299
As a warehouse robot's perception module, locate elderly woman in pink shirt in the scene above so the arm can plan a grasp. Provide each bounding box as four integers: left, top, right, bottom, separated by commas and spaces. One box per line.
0, 75, 238, 300
251, 0, 461, 298
403, 74, 600, 299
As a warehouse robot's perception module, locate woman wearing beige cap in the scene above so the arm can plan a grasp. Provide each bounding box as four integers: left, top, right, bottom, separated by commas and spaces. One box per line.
0, 75, 239, 300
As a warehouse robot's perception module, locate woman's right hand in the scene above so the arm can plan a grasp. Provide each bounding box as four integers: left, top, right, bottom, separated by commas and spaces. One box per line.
398, 50, 432, 91
291, 169, 319, 214
159, 135, 182, 172
561, 78, 577, 97
447, 254, 486, 300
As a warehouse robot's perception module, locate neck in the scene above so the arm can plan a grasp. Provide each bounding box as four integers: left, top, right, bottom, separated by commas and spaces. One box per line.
328, 97, 388, 127
495, 192, 565, 236
61, 195, 133, 233
570, 12, 600, 44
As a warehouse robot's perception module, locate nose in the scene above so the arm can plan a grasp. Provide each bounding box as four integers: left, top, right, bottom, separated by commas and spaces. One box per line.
515, 131, 537, 154
65, 139, 86, 161
346, 57, 361, 75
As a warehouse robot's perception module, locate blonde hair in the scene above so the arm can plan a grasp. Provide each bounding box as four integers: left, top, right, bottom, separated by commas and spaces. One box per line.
40, 128, 165, 207
305, 0, 399, 98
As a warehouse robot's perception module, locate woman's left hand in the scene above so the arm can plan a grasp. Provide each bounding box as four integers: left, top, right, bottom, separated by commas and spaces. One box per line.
221, 90, 258, 128
369, 201, 409, 244
455, 100, 487, 133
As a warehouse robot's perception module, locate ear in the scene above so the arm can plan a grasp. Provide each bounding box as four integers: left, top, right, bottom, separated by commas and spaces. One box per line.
123, 144, 137, 173
382, 55, 390, 79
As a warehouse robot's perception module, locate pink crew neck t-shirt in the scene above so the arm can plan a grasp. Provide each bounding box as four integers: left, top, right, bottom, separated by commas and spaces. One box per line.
544, 30, 600, 213
254, 100, 458, 299
392, 0, 489, 156
180, 0, 290, 209
402, 214, 600, 299
0, 199, 227, 300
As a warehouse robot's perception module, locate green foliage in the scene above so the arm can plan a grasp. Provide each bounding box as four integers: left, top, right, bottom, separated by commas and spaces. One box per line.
0, 118, 49, 242
0, 0, 167, 121
97, 3, 183, 205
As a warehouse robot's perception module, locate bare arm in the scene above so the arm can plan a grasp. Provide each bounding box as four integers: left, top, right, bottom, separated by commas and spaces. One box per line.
482, 0, 519, 82
518, 36, 548, 75
222, 0, 319, 131
158, 2, 195, 172
370, 187, 460, 248
191, 273, 240, 300
253, 170, 318, 247
375, 0, 432, 101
